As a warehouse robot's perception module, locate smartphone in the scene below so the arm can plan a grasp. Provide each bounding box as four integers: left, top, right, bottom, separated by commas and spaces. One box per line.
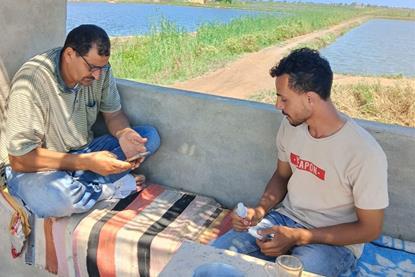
126, 151, 150, 162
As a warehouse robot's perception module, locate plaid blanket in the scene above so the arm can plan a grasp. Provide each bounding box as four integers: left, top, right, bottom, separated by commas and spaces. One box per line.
8, 184, 232, 277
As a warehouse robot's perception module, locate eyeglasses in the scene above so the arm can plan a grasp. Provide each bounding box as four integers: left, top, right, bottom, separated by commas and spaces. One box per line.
75, 50, 110, 73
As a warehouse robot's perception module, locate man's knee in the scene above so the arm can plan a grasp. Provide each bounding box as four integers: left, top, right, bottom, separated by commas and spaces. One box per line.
211, 230, 258, 254
8, 171, 87, 218
44, 177, 89, 217
291, 244, 355, 276
132, 125, 160, 153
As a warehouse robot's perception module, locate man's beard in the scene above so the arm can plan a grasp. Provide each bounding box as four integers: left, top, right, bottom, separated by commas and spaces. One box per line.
283, 111, 304, 127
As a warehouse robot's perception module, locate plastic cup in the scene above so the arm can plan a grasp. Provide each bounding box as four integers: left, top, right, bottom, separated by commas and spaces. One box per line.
276, 255, 303, 277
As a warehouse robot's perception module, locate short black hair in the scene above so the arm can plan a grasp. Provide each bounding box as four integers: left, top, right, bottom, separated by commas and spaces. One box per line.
63, 24, 110, 57
270, 48, 333, 100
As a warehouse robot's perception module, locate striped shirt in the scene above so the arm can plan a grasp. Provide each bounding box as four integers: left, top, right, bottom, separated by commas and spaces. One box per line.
0, 47, 121, 164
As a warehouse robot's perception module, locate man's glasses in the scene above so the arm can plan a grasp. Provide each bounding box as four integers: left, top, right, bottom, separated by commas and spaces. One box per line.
75, 50, 110, 73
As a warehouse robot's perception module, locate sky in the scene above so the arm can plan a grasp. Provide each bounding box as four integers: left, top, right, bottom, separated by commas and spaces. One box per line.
279, 0, 415, 9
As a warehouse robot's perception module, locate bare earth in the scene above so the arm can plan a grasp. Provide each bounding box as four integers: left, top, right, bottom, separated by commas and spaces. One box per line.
171, 16, 415, 99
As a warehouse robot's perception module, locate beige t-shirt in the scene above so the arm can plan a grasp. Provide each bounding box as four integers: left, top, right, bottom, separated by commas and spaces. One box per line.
0, 48, 121, 164
275, 116, 389, 257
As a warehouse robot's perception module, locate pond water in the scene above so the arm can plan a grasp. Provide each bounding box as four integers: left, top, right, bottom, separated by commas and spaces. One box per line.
321, 19, 415, 77
67, 4, 415, 77
67, 2, 273, 36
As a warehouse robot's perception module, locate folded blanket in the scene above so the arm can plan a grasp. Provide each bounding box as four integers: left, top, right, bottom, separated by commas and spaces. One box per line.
23, 184, 228, 277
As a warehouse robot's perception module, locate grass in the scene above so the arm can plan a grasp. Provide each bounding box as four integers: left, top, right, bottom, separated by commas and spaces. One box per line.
248, 81, 415, 127
110, 3, 415, 85
110, 4, 374, 84
332, 82, 415, 127
106, 2, 415, 127
290, 20, 359, 52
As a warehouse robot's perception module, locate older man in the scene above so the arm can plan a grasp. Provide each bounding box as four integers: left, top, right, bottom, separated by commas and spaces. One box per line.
0, 25, 160, 218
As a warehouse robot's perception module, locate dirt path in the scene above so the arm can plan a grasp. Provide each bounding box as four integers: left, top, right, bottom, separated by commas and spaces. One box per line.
171, 16, 415, 99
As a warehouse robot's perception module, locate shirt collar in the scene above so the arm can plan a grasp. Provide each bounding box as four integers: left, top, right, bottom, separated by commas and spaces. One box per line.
55, 48, 80, 94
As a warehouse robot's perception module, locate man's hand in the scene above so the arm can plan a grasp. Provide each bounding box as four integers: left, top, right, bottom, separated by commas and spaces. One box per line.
117, 128, 148, 168
84, 151, 132, 176
256, 226, 302, 256
232, 206, 266, 231
129, 157, 145, 170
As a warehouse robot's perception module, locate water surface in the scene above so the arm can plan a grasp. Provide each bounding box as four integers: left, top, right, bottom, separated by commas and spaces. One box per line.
321, 19, 415, 77
67, 3, 272, 36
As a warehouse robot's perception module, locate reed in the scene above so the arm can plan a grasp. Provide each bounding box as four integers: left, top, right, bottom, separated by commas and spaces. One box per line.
248, 81, 415, 127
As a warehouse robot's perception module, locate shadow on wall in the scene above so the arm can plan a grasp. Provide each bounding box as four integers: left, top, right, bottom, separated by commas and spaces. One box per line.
0, 57, 10, 165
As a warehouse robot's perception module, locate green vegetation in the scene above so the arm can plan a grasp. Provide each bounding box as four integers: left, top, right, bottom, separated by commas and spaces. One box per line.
89, 1, 415, 126
110, 3, 414, 85
111, 5, 361, 84
248, 81, 415, 127
291, 22, 357, 52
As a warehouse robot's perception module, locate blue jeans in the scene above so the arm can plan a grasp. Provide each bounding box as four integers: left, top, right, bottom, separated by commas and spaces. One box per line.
211, 211, 356, 277
5, 125, 160, 218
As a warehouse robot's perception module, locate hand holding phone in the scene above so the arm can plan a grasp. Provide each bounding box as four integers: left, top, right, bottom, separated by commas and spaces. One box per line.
248, 227, 274, 240
126, 151, 150, 162
247, 218, 274, 240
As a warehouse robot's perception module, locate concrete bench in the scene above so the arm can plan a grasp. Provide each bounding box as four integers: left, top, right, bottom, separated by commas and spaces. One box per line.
112, 80, 415, 242
1, 79, 414, 276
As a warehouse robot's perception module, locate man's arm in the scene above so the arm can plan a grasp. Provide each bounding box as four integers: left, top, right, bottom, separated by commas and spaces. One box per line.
296, 208, 384, 245
102, 110, 147, 166
255, 159, 292, 218
9, 110, 137, 174
10, 110, 145, 173
102, 110, 131, 139
232, 159, 292, 231
258, 208, 384, 256
9, 147, 131, 175
9, 148, 84, 172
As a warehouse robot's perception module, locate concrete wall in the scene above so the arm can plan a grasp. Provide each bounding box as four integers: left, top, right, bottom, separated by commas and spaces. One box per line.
94, 79, 415, 242
94, 79, 279, 209
0, 0, 67, 167
0, 1, 414, 274
0, 0, 66, 81
0, 0, 66, 275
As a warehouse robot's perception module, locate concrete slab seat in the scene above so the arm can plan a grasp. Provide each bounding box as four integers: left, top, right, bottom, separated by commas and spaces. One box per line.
1, 184, 414, 276
0, 184, 233, 276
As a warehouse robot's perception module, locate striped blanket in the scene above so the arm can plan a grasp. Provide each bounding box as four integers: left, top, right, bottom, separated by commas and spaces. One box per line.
2, 183, 415, 276
10, 184, 233, 277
